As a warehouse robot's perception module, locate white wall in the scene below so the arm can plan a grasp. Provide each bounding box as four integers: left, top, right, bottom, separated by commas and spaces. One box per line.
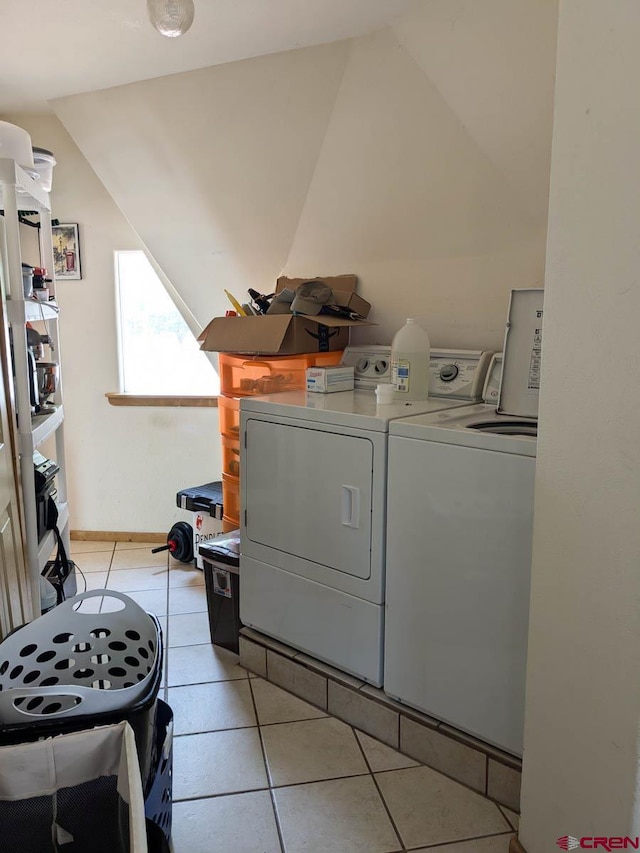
52, 1, 557, 354
391, 0, 558, 226
520, 0, 640, 847
3, 113, 221, 534
284, 6, 556, 350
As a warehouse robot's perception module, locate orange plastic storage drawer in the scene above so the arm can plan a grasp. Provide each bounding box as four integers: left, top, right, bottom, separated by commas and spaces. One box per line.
219, 351, 343, 397
222, 516, 239, 533
219, 395, 240, 439
222, 436, 241, 479
222, 473, 240, 524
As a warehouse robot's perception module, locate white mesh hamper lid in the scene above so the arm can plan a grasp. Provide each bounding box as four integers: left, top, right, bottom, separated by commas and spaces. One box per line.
0, 590, 161, 724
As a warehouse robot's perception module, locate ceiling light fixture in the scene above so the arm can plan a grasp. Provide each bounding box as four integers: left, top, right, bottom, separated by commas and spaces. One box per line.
146, 0, 195, 37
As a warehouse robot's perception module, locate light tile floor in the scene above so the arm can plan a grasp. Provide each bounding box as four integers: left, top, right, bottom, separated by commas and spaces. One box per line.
70, 541, 519, 853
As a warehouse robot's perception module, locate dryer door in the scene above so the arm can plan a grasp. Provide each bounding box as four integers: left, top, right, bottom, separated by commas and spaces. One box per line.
244, 418, 373, 579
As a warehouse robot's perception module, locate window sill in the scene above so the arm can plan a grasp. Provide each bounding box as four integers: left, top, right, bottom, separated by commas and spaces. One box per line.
106, 393, 219, 408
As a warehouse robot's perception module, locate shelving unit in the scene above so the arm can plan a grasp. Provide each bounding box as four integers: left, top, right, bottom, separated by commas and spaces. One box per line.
0, 157, 70, 612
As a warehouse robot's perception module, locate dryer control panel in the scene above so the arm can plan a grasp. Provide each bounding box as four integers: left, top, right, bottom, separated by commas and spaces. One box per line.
341, 346, 493, 401
340, 346, 391, 388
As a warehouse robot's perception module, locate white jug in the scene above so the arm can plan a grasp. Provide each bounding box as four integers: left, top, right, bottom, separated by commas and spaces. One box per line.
390, 318, 431, 400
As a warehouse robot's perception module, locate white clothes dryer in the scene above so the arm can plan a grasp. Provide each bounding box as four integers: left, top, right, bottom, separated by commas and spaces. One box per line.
240, 350, 493, 686
384, 290, 543, 755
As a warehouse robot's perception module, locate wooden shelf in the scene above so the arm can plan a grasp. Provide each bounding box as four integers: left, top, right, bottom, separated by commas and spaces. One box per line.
106, 393, 219, 408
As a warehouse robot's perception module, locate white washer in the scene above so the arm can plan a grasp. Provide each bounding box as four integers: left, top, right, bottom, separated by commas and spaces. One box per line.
240, 350, 493, 686
384, 290, 542, 755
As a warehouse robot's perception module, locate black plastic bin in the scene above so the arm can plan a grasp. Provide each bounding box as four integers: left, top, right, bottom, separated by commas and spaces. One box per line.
200, 534, 241, 654
176, 481, 224, 568
176, 480, 223, 517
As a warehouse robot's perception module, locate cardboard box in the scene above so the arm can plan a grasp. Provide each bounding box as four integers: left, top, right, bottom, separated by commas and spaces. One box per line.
306, 365, 355, 393
199, 275, 373, 355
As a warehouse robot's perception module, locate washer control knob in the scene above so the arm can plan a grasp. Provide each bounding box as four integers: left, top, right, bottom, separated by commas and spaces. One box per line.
439, 364, 459, 382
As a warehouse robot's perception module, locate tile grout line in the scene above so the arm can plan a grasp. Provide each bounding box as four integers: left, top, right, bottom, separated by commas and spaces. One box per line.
172, 784, 270, 805
171, 767, 387, 801
170, 764, 382, 800
76, 543, 109, 613
165, 673, 248, 689
106, 541, 115, 582
102, 542, 115, 611
352, 727, 407, 853
372, 762, 512, 816
406, 829, 515, 850
485, 752, 489, 796
373, 755, 510, 810
167, 638, 220, 650
171, 709, 343, 738
247, 677, 287, 853
497, 804, 518, 832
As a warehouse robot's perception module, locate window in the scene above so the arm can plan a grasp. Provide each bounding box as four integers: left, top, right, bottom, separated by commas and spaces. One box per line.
115, 251, 219, 395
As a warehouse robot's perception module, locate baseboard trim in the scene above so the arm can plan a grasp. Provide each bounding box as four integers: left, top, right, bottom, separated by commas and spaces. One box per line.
71, 530, 166, 543
510, 836, 527, 853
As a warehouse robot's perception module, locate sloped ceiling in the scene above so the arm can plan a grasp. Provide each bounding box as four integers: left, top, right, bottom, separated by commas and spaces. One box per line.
53, 41, 351, 326
51, 0, 558, 349
0, 0, 415, 112
392, 0, 559, 225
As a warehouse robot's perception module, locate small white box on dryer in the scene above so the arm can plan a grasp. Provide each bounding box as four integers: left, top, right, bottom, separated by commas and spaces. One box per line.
306, 365, 355, 393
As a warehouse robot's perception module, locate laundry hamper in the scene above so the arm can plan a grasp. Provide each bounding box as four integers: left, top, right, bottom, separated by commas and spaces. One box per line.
0, 720, 147, 853
0, 591, 164, 788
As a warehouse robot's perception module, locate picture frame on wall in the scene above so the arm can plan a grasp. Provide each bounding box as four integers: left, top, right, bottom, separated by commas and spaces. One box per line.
52, 223, 82, 280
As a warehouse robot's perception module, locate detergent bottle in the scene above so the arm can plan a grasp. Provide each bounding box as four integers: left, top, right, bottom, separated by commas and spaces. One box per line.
390, 318, 431, 400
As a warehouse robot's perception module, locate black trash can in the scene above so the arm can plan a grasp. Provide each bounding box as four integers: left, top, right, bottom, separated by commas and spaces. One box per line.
200, 534, 241, 654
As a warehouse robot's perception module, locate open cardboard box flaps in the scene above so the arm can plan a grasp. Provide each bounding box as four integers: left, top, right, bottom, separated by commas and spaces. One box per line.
199, 275, 373, 355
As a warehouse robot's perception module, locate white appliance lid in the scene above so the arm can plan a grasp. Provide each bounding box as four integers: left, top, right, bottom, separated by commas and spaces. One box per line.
241, 349, 495, 431
498, 289, 544, 419
240, 389, 472, 432
389, 404, 537, 456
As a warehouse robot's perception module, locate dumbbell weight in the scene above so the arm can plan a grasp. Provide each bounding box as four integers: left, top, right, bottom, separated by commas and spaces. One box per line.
151, 521, 194, 563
